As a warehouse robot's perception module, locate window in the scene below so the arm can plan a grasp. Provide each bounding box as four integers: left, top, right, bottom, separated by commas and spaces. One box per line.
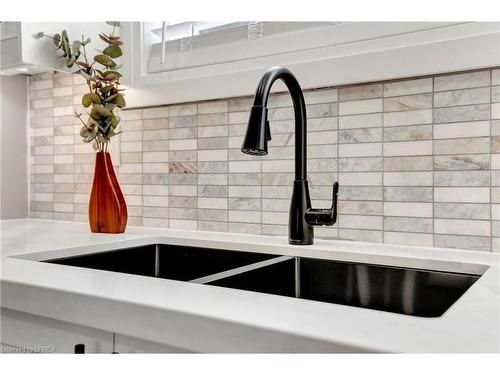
142, 21, 337, 74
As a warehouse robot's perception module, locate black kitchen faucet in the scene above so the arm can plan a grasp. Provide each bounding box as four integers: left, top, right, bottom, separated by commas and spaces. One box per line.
241, 66, 339, 245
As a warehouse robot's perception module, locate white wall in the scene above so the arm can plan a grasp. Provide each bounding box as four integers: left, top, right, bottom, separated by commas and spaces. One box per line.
0, 75, 28, 219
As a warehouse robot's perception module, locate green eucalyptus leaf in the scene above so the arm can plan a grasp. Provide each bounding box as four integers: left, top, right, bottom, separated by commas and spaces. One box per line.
99, 33, 111, 44
66, 56, 76, 68
99, 86, 114, 95
113, 94, 126, 108
102, 71, 122, 80
105, 103, 117, 112
94, 54, 116, 68
62, 38, 71, 58
90, 108, 101, 120
106, 21, 121, 27
103, 45, 122, 58
80, 124, 97, 142
84, 37, 91, 45
94, 104, 112, 118
89, 93, 101, 104
82, 93, 92, 107
110, 115, 120, 129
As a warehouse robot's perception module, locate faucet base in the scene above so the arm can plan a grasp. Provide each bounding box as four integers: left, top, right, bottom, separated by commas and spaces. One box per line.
288, 180, 314, 245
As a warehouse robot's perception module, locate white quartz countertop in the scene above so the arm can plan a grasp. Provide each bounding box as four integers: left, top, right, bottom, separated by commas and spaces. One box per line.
1, 219, 499, 353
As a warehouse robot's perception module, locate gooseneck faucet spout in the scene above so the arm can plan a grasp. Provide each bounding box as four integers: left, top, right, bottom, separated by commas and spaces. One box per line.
241, 66, 338, 245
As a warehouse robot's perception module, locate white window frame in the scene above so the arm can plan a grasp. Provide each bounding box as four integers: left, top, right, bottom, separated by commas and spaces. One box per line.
121, 21, 500, 108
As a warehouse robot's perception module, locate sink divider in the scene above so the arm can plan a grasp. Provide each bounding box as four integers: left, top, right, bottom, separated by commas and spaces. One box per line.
188, 255, 294, 285
154, 244, 160, 278
295, 257, 301, 298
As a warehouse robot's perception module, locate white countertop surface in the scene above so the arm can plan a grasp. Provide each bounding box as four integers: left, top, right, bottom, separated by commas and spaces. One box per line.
1, 218, 499, 353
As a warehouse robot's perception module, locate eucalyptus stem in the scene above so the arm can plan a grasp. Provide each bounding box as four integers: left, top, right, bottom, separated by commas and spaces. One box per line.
43, 22, 124, 153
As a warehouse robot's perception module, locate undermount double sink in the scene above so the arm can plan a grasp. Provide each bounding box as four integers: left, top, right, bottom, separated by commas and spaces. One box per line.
44, 244, 481, 318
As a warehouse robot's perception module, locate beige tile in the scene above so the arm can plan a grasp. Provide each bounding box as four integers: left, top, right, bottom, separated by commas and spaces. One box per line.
304, 88, 338, 104
383, 93, 432, 112
434, 121, 490, 139
339, 98, 382, 115
384, 202, 433, 217
339, 143, 381, 157
383, 109, 432, 127
383, 140, 432, 156
384, 125, 432, 141
434, 187, 489, 203
339, 84, 382, 101
434, 137, 489, 155
339, 113, 382, 129
492, 103, 500, 120
434, 71, 490, 91
384, 171, 433, 186
436, 234, 490, 251
143, 106, 169, 119
434, 87, 490, 107
434, 104, 490, 124
434, 219, 490, 236
384, 217, 432, 233
383, 77, 433, 97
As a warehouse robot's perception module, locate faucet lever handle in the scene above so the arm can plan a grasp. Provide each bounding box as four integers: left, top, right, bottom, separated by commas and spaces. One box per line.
305, 181, 339, 226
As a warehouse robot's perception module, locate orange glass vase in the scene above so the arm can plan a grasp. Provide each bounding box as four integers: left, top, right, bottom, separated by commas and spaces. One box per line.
89, 152, 127, 233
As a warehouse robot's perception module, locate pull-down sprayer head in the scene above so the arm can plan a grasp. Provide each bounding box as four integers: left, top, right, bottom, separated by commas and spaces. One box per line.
241, 106, 272, 156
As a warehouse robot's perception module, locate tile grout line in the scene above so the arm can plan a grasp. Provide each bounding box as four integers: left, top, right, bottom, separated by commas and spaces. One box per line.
381, 87, 385, 244
489, 69, 493, 253
432, 76, 435, 248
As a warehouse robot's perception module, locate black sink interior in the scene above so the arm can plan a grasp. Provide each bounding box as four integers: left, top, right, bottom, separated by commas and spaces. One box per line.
45, 244, 275, 282
44, 244, 482, 318
209, 257, 480, 317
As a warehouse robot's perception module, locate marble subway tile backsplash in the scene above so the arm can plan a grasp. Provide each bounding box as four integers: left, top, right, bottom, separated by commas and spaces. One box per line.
29, 68, 500, 252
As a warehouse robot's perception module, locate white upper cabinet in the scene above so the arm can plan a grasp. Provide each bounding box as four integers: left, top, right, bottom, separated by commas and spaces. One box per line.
123, 21, 500, 107
0, 22, 114, 75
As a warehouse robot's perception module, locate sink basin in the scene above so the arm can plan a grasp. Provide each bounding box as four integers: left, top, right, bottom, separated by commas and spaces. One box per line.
208, 257, 480, 317
44, 244, 481, 317
45, 244, 276, 282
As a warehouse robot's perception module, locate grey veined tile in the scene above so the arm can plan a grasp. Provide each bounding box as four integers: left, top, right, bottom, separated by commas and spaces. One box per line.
383, 109, 432, 127
339, 98, 382, 116
434, 234, 490, 252
433, 154, 489, 171
383, 77, 433, 97
383, 156, 433, 171
433, 104, 490, 124
339, 83, 382, 101
339, 128, 382, 143
384, 217, 432, 233
434, 87, 490, 108
383, 187, 433, 202
339, 157, 381, 172
434, 137, 490, 155
383, 93, 432, 112
434, 203, 490, 220
383, 125, 432, 141
434, 71, 490, 92
433, 121, 490, 139
434, 171, 490, 187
